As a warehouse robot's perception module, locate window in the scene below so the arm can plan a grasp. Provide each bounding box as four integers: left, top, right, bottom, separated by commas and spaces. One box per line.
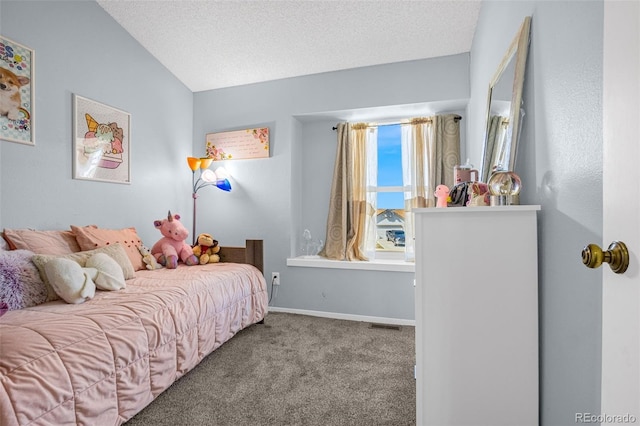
317, 114, 459, 264
373, 123, 405, 254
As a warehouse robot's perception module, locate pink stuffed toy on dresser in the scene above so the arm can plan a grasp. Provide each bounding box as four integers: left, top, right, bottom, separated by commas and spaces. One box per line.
151, 211, 198, 269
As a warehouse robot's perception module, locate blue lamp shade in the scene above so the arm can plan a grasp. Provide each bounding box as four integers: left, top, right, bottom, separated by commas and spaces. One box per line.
201, 168, 232, 192
216, 178, 232, 192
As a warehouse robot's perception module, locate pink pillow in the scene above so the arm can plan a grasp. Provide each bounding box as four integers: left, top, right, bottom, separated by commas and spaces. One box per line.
71, 225, 145, 271
2, 228, 81, 255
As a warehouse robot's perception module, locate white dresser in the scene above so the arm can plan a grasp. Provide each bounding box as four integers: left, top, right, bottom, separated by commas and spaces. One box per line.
414, 206, 540, 426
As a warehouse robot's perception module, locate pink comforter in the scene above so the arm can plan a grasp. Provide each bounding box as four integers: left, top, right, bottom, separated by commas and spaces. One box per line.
0, 263, 268, 425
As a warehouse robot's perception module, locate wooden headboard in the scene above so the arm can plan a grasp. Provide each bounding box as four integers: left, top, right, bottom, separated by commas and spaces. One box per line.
218, 239, 264, 274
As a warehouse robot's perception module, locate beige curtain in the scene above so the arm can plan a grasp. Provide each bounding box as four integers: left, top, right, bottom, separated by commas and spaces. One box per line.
320, 123, 376, 261
402, 114, 461, 261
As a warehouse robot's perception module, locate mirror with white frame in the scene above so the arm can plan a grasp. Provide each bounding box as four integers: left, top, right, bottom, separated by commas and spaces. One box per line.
481, 16, 532, 182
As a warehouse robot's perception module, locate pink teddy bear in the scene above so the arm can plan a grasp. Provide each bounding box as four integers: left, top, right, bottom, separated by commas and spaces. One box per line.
151, 211, 198, 269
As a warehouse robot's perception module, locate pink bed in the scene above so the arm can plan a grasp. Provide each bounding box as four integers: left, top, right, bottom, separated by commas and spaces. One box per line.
0, 246, 267, 425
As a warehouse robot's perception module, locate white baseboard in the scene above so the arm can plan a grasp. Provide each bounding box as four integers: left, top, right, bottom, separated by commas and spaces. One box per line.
267, 306, 415, 327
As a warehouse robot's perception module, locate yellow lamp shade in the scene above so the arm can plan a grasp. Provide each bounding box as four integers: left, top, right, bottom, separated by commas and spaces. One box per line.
187, 157, 201, 171
199, 157, 213, 169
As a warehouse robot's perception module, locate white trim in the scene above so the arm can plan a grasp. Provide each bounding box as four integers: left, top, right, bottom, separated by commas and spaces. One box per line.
367, 185, 407, 192
412, 205, 541, 214
286, 256, 414, 272
267, 306, 415, 326
373, 250, 406, 260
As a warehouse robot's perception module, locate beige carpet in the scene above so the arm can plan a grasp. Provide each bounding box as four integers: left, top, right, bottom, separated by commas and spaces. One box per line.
125, 312, 416, 426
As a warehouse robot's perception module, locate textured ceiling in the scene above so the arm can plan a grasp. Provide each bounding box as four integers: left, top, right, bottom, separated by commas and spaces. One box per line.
97, 0, 481, 92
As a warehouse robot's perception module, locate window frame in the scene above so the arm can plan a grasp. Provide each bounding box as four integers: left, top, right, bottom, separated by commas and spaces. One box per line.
370, 122, 407, 258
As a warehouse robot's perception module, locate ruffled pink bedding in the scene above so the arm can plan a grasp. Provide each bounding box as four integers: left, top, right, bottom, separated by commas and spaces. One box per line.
0, 263, 268, 425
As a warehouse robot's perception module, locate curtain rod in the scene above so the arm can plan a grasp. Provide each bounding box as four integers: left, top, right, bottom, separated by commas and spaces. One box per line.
331, 115, 462, 131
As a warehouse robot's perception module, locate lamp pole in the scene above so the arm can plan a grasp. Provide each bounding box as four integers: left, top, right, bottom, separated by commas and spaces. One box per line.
192, 170, 198, 246
192, 195, 198, 246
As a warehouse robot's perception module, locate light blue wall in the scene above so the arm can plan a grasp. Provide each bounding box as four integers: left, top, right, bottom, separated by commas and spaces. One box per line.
193, 54, 470, 320
0, 1, 193, 245
470, 1, 603, 424
1, 1, 606, 420
1, 0, 470, 322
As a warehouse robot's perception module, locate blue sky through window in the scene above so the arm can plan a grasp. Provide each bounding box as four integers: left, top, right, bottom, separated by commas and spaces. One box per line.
377, 124, 404, 209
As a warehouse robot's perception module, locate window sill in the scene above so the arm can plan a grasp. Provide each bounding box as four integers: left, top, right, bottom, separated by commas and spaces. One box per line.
286, 256, 415, 273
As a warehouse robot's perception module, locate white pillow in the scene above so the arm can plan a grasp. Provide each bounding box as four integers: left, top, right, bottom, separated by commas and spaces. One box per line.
86, 253, 126, 291
44, 258, 96, 304
32, 244, 135, 301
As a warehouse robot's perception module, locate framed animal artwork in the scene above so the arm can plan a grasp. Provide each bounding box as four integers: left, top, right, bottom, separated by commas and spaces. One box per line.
0, 36, 35, 146
72, 94, 131, 184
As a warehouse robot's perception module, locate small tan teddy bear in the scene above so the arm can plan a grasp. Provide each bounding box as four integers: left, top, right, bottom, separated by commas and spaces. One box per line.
192, 233, 221, 265
138, 244, 162, 270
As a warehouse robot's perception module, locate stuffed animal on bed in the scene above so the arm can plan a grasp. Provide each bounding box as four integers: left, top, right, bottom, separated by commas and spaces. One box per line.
138, 244, 162, 270
192, 233, 221, 265
151, 211, 198, 269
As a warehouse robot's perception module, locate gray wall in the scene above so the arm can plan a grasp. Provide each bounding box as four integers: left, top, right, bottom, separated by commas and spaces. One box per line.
0, 1, 193, 245
469, 1, 603, 424
193, 54, 470, 320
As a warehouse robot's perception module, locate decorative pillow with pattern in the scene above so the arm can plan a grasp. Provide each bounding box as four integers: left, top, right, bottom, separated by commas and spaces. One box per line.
71, 225, 145, 271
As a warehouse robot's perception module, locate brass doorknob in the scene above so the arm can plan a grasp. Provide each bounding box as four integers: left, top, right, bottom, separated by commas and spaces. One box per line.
582, 241, 629, 274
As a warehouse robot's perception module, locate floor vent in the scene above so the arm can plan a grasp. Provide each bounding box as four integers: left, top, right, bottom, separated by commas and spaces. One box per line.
369, 323, 402, 331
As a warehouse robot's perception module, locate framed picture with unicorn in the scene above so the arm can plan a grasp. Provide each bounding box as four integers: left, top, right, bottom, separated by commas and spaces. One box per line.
72, 94, 131, 184
0, 36, 35, 146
